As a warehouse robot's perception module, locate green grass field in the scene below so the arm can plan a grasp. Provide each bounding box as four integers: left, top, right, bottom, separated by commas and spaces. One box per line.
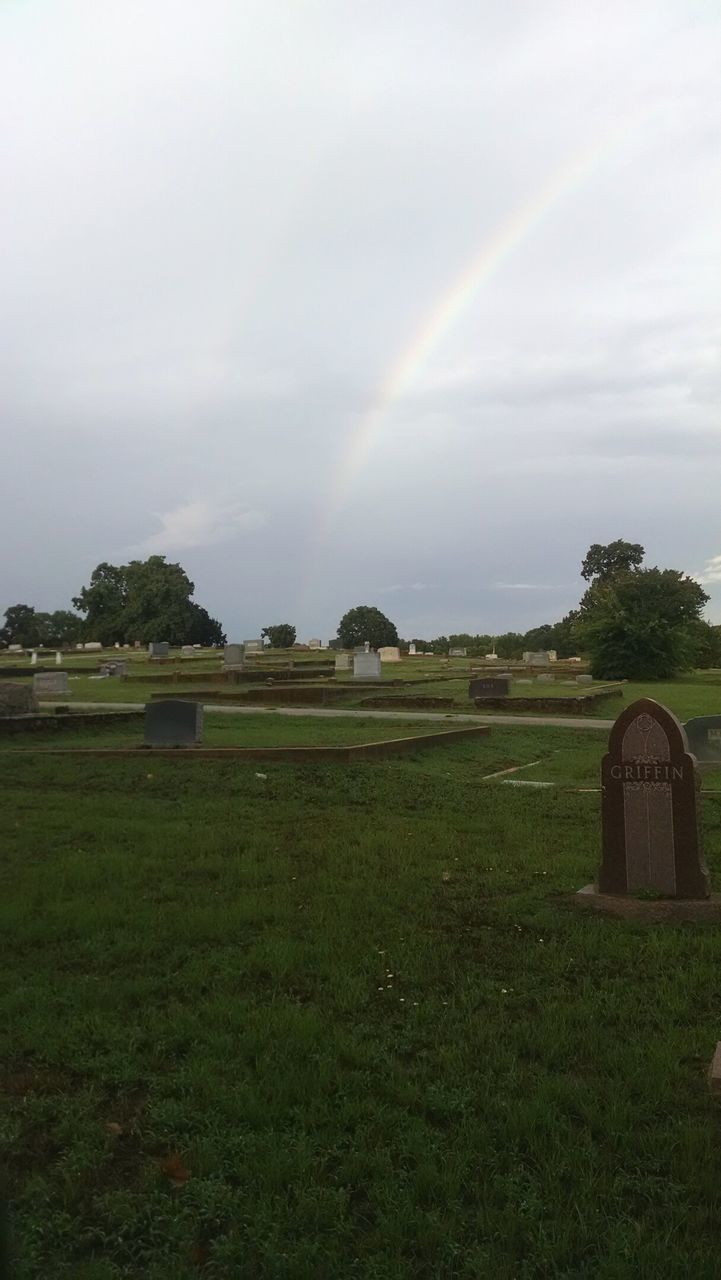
3, 724, 721, 1277
0, 712, 464, 751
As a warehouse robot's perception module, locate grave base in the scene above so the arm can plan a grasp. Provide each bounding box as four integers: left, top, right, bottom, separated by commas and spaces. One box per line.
573, 884, 721, 922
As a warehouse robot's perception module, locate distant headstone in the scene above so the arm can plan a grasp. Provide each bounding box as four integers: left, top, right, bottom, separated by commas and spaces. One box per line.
224, 644, 245, 668
684, 716, 721, 764
30, 651, 37, 666
600, 698, 709, 898
244, 639, 264, 652
484, 653, 498, 661
448, 648, 467, 658
470, 677, 511, 698
148, 642, 170, 659
144, 700, 203, 747
527, 651, 550, 666
567, 657, 582, 663
55, 651, 62, 665
364, 641, 370, 654
134, 640, 141, 649
100, 661, 128, 677
308, 638, 322, 649
0, 682, 38, 715
353, 652, 382, 680
335, 653, 351, 671
181, 645, 195, 658
378, 646, 401, 662
33, 671, 70, 697
76, 643, 84, 650
84, 642, 103, 651
409, 643, 417, 655
8, 644, 23, 652
576, 674, 593, 685
547, 650, 558, 662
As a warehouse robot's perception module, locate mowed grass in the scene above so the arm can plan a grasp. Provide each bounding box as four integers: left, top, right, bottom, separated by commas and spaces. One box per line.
0, 712, 467, 751
3, 727, 721, 1277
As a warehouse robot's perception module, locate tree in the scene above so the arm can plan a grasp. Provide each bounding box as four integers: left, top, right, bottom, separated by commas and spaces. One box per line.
575, 567, 709, 680
37, 610, 82, 646
73, 556, 225, 646
337, 605, 398, 650
581, 540, 644, 583
261, 623, 296, 649
687, 620, 721, 670
0, 604, 40, 647
494, 632, 525, 659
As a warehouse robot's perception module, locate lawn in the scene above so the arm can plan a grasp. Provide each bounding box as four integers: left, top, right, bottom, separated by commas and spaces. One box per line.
37, 670, 721, 725
0, 712, 467, 751
3, 725, 721, 1277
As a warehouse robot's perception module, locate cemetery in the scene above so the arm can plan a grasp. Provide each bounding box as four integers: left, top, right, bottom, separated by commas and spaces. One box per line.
4, 553, 721, 1273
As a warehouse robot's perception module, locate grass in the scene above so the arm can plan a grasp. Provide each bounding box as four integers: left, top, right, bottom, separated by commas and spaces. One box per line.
0, 713, 465, 751
3, 723, 721, 1277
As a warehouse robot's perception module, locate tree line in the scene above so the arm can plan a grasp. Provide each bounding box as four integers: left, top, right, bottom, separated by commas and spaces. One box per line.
2, 541, 719, 679
0, 557, 225, 648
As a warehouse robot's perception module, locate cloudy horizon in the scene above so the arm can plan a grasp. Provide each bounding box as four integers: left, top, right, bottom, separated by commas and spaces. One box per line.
2, 0, 720, 642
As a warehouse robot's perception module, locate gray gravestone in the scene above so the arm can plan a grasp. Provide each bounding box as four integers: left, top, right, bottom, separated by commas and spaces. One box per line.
144, 700, 203, 747
335, 653, 351, 671
243, 639, 264, 653
0, 682, 38, 715
181, 645, 195, 658
576, 674, 593, 685
224, 644, 245, 668
527, 651, 550, 666
353, 652, 382, 680
100, 661, 128, 677
600, 698, 708, 898
684, 716, 721, 764
449, 647, 467, 657
33, 671, 70, 697
409, 643, 416, 655
469, 676, 511, 698
148, 642, 170, 659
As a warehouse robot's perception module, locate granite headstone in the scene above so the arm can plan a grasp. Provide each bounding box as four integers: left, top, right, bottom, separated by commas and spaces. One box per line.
33, 671, 70, 697
353, 652, 382, 680
600, 698, 709, 898
470, 676, 511, 698
148, 642, 170, 659
144, 700, 203, 747
0, 682, 38, 715
684, 716, 721, 764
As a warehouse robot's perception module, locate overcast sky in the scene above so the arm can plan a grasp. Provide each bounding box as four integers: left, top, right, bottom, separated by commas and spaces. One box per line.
2, 0, 720, 641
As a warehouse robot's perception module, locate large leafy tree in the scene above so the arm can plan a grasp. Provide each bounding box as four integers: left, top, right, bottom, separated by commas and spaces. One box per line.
0, 604, 41, 647
1, 604, 83, 648
575, 567, 709, 680
581, 540, 645, 584
73, 556, 225, 645
262, 623, 296, 648
337, 605, 398, 650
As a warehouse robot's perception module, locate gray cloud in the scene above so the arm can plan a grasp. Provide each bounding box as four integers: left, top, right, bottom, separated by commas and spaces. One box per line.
1, 0, 720, 634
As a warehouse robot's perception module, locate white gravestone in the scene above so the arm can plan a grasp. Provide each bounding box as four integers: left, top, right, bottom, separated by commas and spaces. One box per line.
378, 646, 401, 662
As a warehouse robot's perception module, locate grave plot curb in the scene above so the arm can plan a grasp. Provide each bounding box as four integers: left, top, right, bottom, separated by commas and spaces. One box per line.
0, 724, 490, 762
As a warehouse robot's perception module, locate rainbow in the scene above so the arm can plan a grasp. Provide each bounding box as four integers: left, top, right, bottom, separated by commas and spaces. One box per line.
311, 115, 640, 554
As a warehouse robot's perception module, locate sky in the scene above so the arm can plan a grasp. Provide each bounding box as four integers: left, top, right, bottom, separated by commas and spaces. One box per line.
2, 0, 720, 642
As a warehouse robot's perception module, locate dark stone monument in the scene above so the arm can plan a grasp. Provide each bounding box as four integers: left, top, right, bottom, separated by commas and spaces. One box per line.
599, 698, 708, 898
684, 716, 721, 764
469, 677, 511, 699
0, 682, 38, 716
144, 700, 203, 747
148, 641, 170, 659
